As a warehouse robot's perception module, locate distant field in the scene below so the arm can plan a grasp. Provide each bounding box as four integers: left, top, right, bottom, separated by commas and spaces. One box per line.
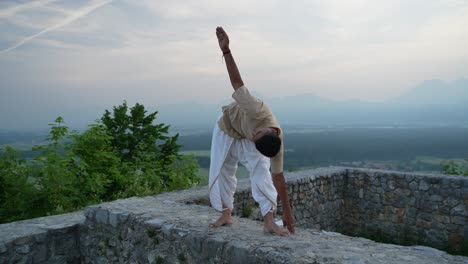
415, 156, 465, 165
180, 150, 210, 157
2, 127, 468, 175
1, 143, 35, 151
179, 128, 468, 174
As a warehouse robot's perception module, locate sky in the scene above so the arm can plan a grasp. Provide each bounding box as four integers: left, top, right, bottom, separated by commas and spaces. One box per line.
0, 0, 467, 129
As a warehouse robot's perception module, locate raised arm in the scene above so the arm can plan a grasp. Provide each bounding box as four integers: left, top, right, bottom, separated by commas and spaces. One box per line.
216, 27, 244, 90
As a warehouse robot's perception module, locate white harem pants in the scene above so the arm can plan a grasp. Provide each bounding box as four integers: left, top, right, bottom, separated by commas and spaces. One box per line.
208, 115, 278, 216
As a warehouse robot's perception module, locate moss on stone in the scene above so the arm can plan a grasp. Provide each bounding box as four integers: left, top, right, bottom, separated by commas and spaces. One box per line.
242, 206, 253, 218
147, 229, 157, 238
155, 255, 164, 264
153, 237, 160, 246
177, 253, 186, 262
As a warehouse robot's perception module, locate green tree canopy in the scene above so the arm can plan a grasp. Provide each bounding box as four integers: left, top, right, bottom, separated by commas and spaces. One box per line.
0, 103, 200, 224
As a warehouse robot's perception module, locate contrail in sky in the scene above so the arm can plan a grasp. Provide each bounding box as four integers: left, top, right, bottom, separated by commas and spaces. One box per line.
1, 0, 113, 53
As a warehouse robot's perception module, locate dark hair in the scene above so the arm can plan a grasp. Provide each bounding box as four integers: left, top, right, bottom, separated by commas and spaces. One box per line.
255, 133, 281, 158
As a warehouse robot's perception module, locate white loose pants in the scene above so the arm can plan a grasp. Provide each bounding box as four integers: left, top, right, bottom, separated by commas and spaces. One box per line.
208, 116, 277, 216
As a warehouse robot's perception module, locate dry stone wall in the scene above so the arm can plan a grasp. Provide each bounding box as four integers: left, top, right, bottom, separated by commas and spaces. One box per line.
231, 168, 468, 255
0, 212, 83, 263
341, 169, 468, 253
1, 167, 467, 263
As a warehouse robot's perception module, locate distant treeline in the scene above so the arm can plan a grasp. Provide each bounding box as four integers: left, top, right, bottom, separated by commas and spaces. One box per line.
3, 127, 468, 171
0, 131, 47, 146
178, 128, 468, 171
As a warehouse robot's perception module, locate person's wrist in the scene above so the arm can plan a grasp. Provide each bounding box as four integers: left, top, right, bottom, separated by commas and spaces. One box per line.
222, 48, 231, 55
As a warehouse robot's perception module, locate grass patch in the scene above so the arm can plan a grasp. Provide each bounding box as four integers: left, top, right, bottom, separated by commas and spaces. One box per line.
242, 206, 253, 218
155, 256, 164, 264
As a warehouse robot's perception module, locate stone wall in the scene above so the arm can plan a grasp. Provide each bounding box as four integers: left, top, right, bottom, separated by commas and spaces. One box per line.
232, 169, 346, 231
231, 168, 468, 255
341, 169, 468, 253
0, 212, 84, 263
1, 167, 467, 263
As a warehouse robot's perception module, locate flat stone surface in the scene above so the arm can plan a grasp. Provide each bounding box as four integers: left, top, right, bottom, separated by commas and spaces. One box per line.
0, 211, 84, 244
86, 167, 468, 264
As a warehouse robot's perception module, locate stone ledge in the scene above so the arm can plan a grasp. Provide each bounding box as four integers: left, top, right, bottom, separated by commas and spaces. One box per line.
0, 211, 84, 263
1, 167, 468, 263
79, 167, 468, 263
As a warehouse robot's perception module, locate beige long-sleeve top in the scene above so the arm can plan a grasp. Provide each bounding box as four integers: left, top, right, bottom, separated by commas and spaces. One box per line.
218, 86, 284, 174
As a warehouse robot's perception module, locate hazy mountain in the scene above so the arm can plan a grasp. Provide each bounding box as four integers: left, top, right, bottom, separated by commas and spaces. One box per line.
1, 79, 466, 133
158, 79, 468, 129
390, 79, 468, 105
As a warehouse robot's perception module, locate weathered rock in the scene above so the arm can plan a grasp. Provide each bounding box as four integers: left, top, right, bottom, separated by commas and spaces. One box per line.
419, 181, 431, 191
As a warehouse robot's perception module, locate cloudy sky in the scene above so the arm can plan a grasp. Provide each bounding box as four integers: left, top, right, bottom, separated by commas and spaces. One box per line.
1, 0, 467, 129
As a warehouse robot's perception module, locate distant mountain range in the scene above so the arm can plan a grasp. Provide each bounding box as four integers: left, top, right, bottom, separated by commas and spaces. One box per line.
157, 79, 468, 130
1, 79, 466, 133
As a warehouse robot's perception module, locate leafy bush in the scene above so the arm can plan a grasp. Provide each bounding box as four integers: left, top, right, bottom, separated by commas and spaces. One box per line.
442, 159, 468, 176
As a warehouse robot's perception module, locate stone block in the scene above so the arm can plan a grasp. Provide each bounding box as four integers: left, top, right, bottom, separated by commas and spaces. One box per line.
96, 208, 109, 225
443, 197, 459, 208
451, 204, 466, 216
450, 216, 465, 225
451, 179, 462, 189
11, 254, 31, 264
409, 181, 418, 191
33, 243, 48, 262
441, 178, 451, 189
387, 180, 396, 190
432, 184, 441, 194
84, 206, 98, 219
419, 181, 430, 191
146, 218, 166, 229
0, 243, 6, 254
430, 195, 443, 202
53, 234, 78, 256
48, 255, 68, 264
109, 212, 119, 228
15, 244, 31, 254
419, 212, 433, 221
14, 236, 33, 245
462, 186, 468, 197
223, 240, 253, 264
34, 232, 48, 243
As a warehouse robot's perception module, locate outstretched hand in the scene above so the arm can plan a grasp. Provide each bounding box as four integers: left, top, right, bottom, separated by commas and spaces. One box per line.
216, 26, 230, 53
282, 210, 296, 234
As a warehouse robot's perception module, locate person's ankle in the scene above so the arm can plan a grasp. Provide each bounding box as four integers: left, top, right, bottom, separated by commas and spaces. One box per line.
263, 212, 274, 223
222, 209, 232, 217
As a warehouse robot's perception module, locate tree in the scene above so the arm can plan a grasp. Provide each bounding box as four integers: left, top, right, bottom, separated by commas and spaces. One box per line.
442, 159, 468, 176
101, 101, 200, 192
0, 146, 43, 222
31, 117, 83, 214
71, 123, 125, 201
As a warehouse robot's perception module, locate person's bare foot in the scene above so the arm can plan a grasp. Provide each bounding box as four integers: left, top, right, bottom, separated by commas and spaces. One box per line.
263, 212, 289, 236
209, 209, 233, 228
